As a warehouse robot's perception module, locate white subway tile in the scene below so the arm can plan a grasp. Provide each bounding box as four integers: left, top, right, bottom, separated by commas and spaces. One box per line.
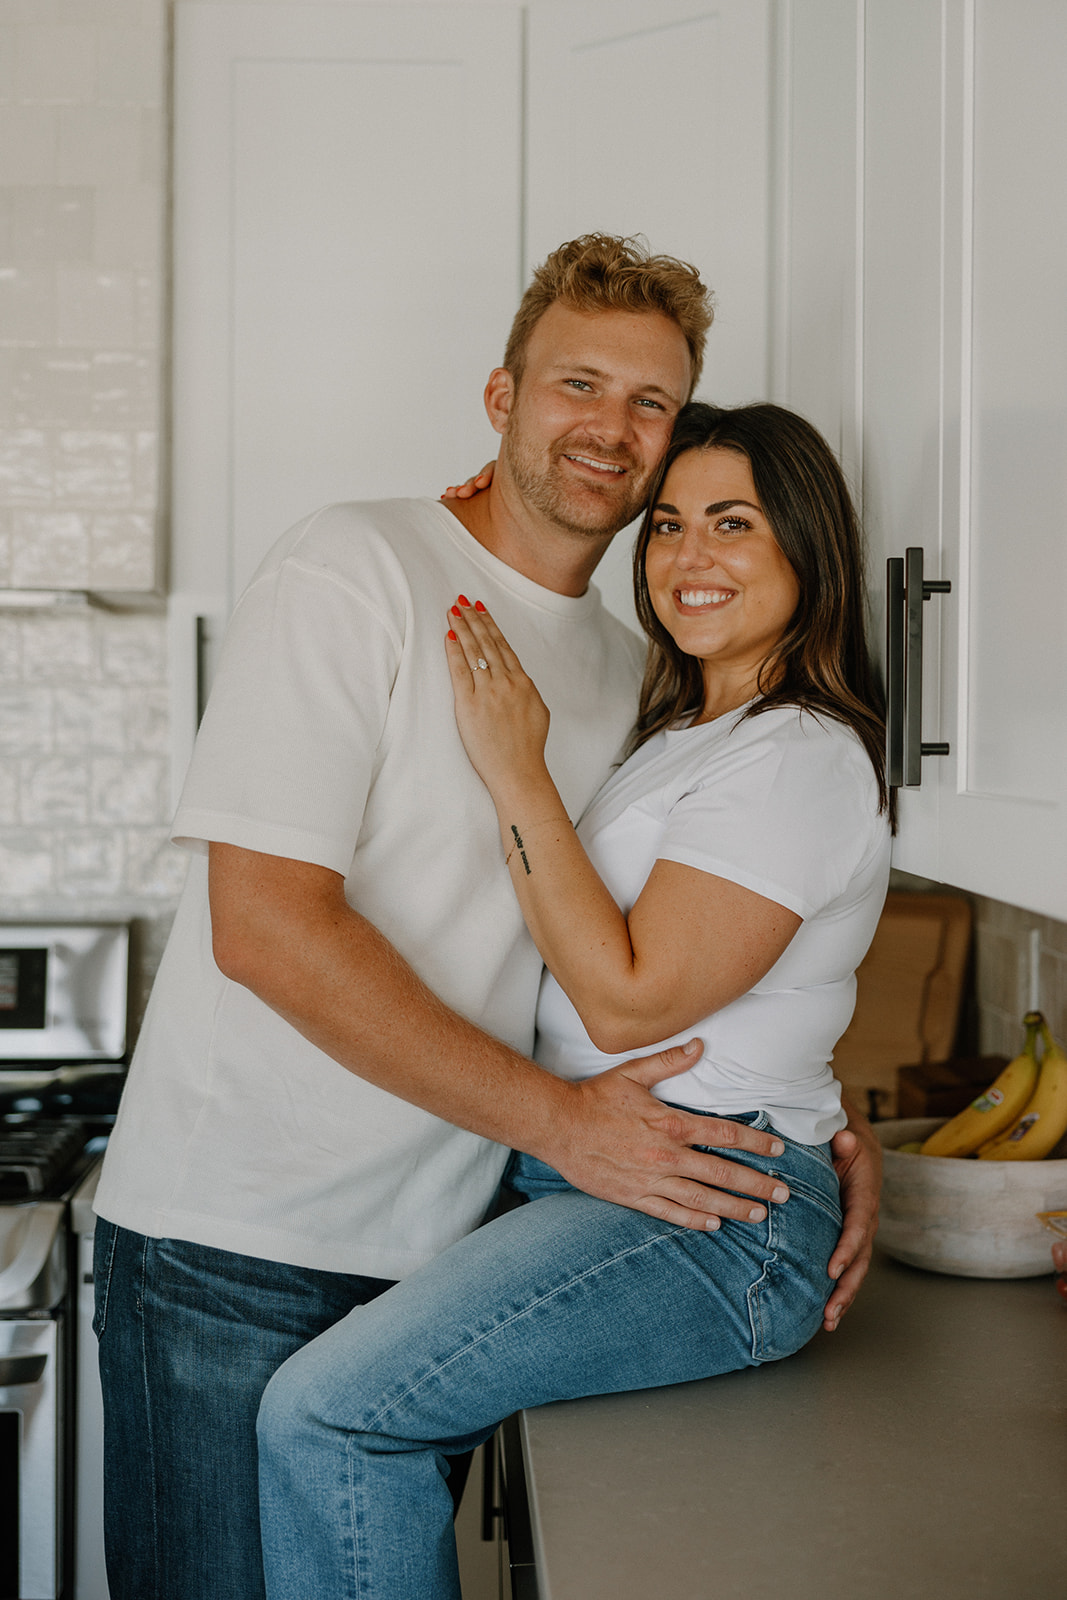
56, 104, 142, 186
0, 830, 53, 895
13, 351, 93, 427
54, 428, 133, 502
98, 612, 165, 682
21, 613, 94, 680
0, 26, 16, 101
90, 510, 155, 587
133, 268, 161, 349
58, 827, 124, 894
0, 105, 58, 184
15, 24, 97, 104
93, 183, 161, 269
0, 427, 52, 501
97, 23, 164, 107
0, 687, 52, 751
90, 351, 157, 426
57, 263, 137, 345
22, 752, 88, 823
55, 684, 124, 750
122, 683, 166, 751
137, 101, 163, 182
0, 355, 11, 429
11, 186, 94, 261
0, 759, 16, 825
0, 612, 19, 677
0, 262, 57, 345
132, 426, 156, 507
11, 508, 90, 585
91, 752, 165, 823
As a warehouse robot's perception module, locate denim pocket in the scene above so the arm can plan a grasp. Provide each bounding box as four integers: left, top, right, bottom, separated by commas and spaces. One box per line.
746, 1147, 842, 1363
92, 1218, 119, 1339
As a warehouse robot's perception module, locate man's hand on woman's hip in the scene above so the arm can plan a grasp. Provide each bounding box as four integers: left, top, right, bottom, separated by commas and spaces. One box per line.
536, 1041, 791, 1233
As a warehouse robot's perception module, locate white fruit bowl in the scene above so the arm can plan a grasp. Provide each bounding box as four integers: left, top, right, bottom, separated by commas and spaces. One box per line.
875, 1117, 1067, 1278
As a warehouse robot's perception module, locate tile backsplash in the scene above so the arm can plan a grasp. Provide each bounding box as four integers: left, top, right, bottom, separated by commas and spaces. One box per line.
2, 1, 1066, 1062
1, 0, 178, 1032
0, 0, 165, 594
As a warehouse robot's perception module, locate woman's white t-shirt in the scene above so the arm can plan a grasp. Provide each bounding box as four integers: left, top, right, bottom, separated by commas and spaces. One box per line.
534, 704, 892, 1145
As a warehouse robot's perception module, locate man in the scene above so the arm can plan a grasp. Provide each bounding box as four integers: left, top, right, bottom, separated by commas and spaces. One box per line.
93, 235, 879, 1600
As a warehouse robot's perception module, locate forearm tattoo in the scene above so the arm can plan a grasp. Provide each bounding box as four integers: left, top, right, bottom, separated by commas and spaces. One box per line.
508, 824, 532, 876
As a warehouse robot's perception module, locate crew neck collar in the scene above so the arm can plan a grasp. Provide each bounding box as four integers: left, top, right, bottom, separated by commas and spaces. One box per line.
423, 497, 605, 619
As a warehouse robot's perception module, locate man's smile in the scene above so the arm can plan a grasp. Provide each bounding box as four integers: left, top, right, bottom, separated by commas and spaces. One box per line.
562, 452, 627, 476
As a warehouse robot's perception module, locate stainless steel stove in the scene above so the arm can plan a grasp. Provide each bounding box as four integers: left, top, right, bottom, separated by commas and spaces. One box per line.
0, 925, 129, 1600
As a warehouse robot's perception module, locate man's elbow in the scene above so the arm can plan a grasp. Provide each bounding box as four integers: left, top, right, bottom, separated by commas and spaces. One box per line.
210, 910, 257, 987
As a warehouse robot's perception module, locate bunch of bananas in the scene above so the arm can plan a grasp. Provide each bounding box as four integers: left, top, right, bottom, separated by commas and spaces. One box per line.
917, 1011, 1067, 1160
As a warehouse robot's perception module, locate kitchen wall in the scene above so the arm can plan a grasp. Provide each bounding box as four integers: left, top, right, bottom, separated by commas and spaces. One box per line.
0, 0, 181, 1025
1, 0, 1064, 1061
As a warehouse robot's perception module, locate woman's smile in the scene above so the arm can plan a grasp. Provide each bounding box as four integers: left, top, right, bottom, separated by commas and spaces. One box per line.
674, 586, 736, 609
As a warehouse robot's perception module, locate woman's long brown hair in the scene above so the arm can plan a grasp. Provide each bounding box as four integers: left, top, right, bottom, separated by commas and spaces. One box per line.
630, 402, 894, 826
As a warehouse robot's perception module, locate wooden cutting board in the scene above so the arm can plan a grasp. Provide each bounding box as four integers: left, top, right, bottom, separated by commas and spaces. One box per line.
831, 890, 972, 1117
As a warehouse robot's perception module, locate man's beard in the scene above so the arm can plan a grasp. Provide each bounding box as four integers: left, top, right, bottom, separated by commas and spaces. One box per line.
502, 428, 650, 538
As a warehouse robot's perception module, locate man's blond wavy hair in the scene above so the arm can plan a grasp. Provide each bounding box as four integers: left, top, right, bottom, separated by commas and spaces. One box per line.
502, 234, 713, 399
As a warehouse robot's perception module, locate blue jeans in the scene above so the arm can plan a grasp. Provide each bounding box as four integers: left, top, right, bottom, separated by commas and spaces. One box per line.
257, 1114, 841, 1600
92, 1221, 396, 1600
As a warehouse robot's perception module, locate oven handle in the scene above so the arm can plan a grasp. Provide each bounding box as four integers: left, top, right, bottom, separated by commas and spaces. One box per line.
0, 1353, 47, 1387
0, 1201, 65, 1312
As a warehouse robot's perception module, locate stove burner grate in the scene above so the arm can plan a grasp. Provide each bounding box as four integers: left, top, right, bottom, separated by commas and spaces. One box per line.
0, 1118, 87, 1199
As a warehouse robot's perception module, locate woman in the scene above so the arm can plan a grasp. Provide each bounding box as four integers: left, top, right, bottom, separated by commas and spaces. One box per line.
256, 403, 893, 1600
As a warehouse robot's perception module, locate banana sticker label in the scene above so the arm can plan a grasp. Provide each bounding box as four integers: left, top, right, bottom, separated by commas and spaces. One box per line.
1005, 1112, 1041, 1143
974, 1087, 1005, 1111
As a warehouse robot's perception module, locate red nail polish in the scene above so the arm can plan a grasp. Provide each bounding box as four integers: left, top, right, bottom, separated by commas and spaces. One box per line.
474, 601, 486, 612
451, 605, 461, 617
447, 629, 457, 641
457, 594, 471, 607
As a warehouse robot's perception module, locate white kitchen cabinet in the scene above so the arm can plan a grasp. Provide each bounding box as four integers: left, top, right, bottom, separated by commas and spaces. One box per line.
170, 0, 523, 614
524, 0, 772, 624
778, 0, 1067, 922
169, 0, 774, 793
169, 0, 523, 797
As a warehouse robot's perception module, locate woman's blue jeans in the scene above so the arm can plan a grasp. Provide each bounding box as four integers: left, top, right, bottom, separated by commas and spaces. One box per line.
257, 1114, 841, 1600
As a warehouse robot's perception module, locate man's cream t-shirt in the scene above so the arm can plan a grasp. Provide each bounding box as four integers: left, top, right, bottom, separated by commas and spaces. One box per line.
94, 499, 644, 1279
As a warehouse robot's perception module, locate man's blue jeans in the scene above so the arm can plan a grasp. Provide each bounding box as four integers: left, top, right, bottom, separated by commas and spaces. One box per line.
92, 1220, 395, 1600
257, 1115, 842, 1600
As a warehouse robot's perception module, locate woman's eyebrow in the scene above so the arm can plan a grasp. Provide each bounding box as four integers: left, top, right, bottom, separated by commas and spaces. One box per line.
652, 499, 760, 514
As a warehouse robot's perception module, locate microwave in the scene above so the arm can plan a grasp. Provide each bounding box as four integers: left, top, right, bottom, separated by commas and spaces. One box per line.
0, 924, 129, 1064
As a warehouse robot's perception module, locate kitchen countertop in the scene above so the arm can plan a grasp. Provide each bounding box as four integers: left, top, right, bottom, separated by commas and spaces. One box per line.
508, 1247, 1066, 1600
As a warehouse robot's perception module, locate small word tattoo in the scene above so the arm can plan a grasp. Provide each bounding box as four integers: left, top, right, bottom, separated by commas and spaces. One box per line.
509, 824, 531, 875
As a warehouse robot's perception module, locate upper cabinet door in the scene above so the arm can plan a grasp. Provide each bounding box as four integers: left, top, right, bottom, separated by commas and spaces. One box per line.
863, 0, 1067, 921
939, 0, 1067, 915
525, 0, 773, 623
526, 0, 772, 407
783, 0, 1066, 921
171, 2, 522, 613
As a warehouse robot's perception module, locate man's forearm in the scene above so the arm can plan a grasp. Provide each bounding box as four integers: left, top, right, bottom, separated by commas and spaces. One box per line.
207, 842, 791, 1229
209, 842, 567, 1153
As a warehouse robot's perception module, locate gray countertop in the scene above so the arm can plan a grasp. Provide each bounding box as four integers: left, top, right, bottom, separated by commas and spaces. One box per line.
513, 1247, 1067, 1600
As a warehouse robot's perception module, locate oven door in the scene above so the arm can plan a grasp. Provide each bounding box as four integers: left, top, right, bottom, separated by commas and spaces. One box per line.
0, 1318, 63, 1600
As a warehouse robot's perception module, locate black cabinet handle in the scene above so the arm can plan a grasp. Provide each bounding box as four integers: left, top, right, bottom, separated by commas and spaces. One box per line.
885, 547, 951, 788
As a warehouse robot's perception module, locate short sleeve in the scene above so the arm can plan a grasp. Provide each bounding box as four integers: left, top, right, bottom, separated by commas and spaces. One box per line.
172, 556, 402, 875
657, 714, 882, 918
